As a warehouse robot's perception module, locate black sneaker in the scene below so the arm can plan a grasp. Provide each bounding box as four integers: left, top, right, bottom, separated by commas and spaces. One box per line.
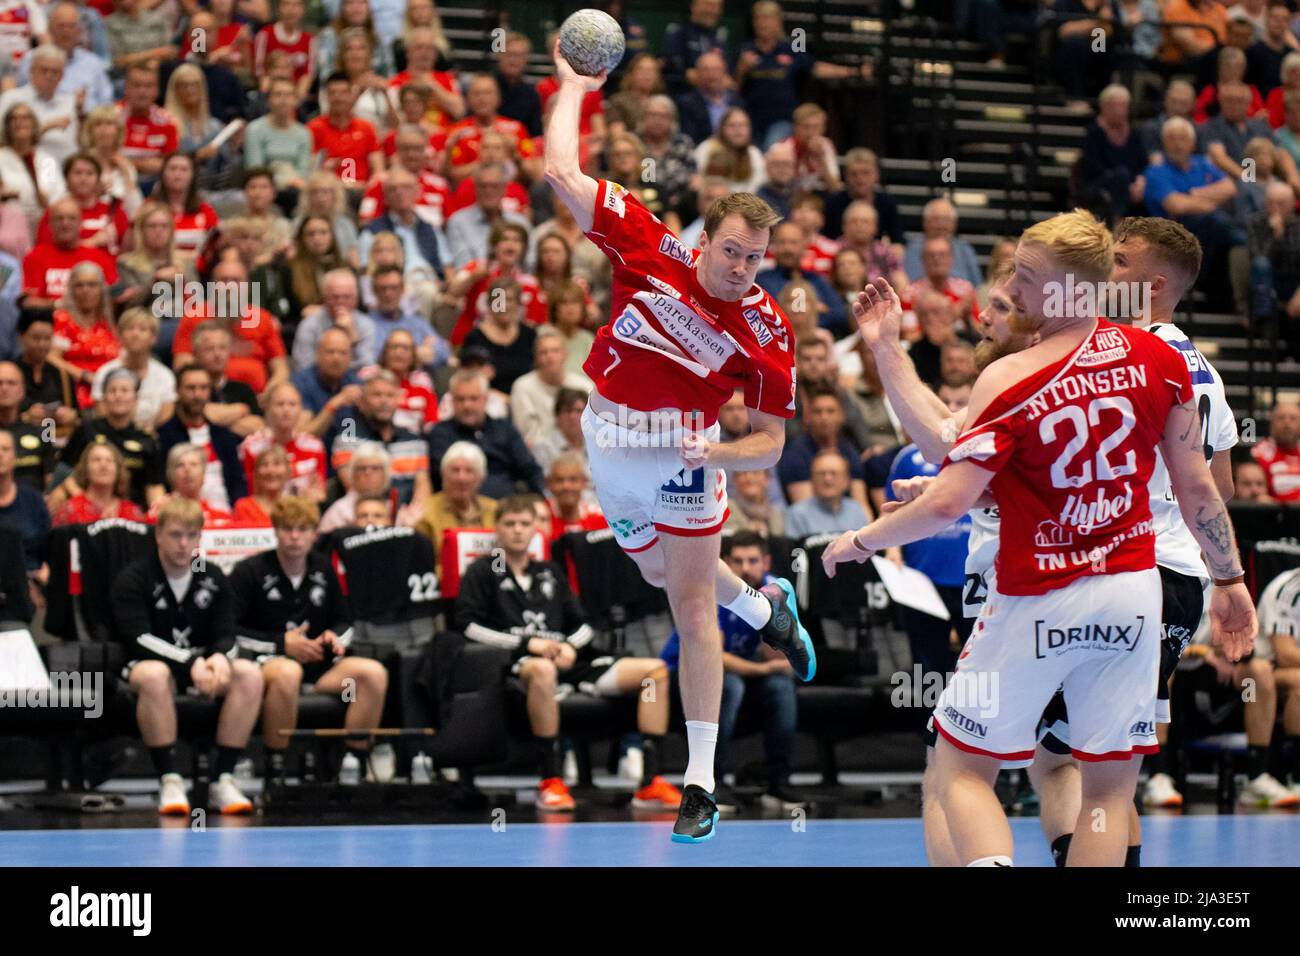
671, 784, 720, 843
713, 782, 741, 816
759, 783, 809, 812
759, 578, 816, 681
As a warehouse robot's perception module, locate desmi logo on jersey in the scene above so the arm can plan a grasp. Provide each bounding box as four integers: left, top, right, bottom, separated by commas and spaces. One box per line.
658, 234, 694, 268
743, 307, 773, 347
1033, 616, 1145, 659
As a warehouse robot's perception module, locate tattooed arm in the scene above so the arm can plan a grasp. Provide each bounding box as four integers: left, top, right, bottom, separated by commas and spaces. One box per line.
1160, 398, 1257, 660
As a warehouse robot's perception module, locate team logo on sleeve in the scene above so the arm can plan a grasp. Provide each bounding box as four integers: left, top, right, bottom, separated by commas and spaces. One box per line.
949, 431, 996, 462
658, 234, 694, 267
603, 182, 627, 218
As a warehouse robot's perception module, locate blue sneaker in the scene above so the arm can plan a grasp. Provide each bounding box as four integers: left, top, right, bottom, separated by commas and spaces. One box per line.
671, 784, 719, 843
759, 578, 816, 681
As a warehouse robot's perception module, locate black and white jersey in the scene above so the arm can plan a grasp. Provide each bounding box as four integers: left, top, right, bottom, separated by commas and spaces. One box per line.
1256, 567, 1300, 663
454, 556, 593, 661
44, 517, 154, 640
229, 549, 351, 659
1146, 323, 1238, 580
331, 525, 440, 624
112, 552, 236, 678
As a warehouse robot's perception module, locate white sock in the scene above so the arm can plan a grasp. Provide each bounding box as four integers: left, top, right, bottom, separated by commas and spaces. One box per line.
684, 720, 719, 792
967, 855, 1014, 867
724, 584, 772, 630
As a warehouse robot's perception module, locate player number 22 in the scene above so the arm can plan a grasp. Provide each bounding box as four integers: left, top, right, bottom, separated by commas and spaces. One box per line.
407, 572, 437, 602
1039, 396, 1136, 489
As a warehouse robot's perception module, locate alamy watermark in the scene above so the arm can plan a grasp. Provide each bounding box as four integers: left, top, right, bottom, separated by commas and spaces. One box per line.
1, 671, 103, 718
151, 278, 263, 324
1043, 275, 1152, 321
590, 404, 709, 449
891, 664, 1000, 719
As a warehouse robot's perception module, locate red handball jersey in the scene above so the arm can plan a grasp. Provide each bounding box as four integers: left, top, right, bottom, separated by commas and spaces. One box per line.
944, 320, 1194, 596
445, 115, 538, 168
118, 104, 180, 164
358, 169, 451, 227
584, 179, 796, 427
253, 24, 315, 81
22, 243, 118, 299
388, 70, 461, 128
172, 203, 220, 257
1251, 439, 1300, 503
238, 428, 327, 497
448, 261, 545, 345
36, 200, 130, 255
443, 176, 530, 218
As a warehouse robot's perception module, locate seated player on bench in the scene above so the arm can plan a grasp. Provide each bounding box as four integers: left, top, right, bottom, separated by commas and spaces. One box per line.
113, 497, 264, 816
455, 495, 681, 813
229, 496, 391, 783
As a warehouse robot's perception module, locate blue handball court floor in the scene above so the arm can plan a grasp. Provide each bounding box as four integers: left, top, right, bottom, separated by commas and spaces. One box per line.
1, 815, 1297, 866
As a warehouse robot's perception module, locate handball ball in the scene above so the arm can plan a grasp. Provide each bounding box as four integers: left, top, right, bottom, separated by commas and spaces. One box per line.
558, 9, 625, 76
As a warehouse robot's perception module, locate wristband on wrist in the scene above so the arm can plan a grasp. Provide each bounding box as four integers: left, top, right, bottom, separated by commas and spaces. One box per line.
1214, 574, 1245, 587
852, 529, 871, 553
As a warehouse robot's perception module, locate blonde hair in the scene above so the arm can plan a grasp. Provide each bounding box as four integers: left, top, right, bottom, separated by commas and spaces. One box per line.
164, 63, 213, 141
117, 307, 161, 335
270, 494, 319, 528
121, 200, 177, 274
1019, 209, 1113, 285
156, 495, 204, 532
79, 105, 124, 152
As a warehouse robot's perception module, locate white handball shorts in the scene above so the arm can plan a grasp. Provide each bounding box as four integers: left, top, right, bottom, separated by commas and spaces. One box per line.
580, 403, 728, 553
933, 567, 1162, 765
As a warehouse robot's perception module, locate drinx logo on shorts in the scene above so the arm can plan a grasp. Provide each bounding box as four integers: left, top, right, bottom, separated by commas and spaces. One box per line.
1034, 616, 1145, 659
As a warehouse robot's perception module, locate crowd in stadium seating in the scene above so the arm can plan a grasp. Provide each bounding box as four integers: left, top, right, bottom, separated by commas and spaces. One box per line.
0, 0, 1297, 814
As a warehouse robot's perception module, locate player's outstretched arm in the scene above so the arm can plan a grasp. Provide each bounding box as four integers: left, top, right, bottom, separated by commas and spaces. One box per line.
854, 278, 962, 462
1160, 398, 1257, 660
821, 460, 992, 577
543, 40, 606, 234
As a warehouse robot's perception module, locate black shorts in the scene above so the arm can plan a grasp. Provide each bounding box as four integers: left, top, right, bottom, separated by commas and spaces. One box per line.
1036, 565, 1206, 753
510, 652, 626, 696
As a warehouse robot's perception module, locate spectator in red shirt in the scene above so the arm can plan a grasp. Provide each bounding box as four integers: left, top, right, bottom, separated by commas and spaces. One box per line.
53, 441, 148, 526
23, 195, 119, 306
149, 441, 234, 526
117, 65, 179, 183
253, 0, 316, 100
186, 0, 254, 85
230, 443, 291, 525
150, 152, 220, 267
903, 236, 981, 332
443, 128, 531, 218
237, 383, 326, 500
363, 327, 439, 434
51, 260, 121, 407
360, 123, 452, 227
36, 153, 130, 255
309, 72, 384, 191
1252, 400, 1300, 502
446, 220, 543, 345
172, 257, 290, 400
389, 25, 464, 132
445, 73, 541, 185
